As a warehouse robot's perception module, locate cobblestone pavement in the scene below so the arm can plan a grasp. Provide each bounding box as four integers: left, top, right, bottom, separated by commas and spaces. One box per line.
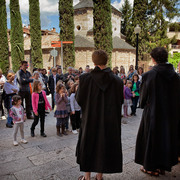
0, 105, 180, 180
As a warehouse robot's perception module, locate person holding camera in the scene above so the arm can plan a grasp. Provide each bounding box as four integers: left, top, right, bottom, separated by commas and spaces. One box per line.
64, 67, 75, 84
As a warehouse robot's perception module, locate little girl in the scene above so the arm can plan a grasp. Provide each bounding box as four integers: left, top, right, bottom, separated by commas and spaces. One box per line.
9, 95, 27, 146
31, 80, 52, 137
131, 74, 140, 116
124, 81, 135, 118
54, 84, 68, 136
70, 83, 81, 134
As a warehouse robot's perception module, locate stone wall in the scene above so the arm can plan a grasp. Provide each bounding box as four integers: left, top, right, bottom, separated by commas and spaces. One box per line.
75, 48, 136, 72
112, 50, 136, 73
74, 9, 93, 38
111, 12, 121, 38
75, 48, 94, 69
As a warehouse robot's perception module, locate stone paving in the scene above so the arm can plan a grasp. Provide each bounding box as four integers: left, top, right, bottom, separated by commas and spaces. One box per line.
0, 106, 180, 180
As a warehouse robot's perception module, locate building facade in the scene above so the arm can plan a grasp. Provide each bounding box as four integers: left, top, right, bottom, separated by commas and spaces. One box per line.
8, 0, 136, 73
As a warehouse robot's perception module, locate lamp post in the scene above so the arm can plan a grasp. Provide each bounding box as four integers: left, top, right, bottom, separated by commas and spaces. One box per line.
134, 24, 141, 70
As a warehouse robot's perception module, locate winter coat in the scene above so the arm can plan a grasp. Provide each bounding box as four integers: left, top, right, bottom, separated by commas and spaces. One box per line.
135, 63, 180, 171
75, 66, 124, 173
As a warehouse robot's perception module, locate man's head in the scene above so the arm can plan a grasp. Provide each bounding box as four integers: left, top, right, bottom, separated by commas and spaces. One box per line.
67, 67, 73, 74
21, 61, 28, 71
150, 47, 168, 64
92, 50, 108, 66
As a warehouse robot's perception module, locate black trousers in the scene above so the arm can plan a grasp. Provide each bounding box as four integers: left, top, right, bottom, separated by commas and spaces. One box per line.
0, 94, 4, 116
19, 91, 32, 118
31, 110, 45, 134
70, 111, 81, 130
51, 92, 55, 109
131, 96, 139, 115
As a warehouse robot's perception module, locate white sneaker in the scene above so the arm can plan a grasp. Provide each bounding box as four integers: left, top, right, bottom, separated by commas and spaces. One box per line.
2, 116, 6, 120
72, 130, 78, 134
21, 139, 28, 144
13, 141, 18, 146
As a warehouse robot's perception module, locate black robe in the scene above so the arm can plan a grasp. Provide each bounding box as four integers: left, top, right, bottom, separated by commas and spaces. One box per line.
75, 66, 124, 173
135, 63, 180, 171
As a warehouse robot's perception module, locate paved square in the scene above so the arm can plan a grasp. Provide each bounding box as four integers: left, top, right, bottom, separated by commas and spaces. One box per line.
0, 108, 180, 180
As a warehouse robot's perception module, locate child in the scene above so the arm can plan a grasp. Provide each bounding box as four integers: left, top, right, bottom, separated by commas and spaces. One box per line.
31, 81, 52, 137
9, 95, 27, 146
65, 89, 71, 132
54, 84, 68, 136
70, 83, 81, 134
124, 81, 135, 118
131, 74, 140, 116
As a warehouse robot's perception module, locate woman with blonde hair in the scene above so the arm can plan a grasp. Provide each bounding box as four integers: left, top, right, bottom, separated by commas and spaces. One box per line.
4, 72, 19, 128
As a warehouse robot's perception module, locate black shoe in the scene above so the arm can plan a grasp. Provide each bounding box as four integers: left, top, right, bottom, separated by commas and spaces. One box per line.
11, 121, 14, 125
41, 133, 47, 137
31, 129, 35, 137
6, 124, 13, 128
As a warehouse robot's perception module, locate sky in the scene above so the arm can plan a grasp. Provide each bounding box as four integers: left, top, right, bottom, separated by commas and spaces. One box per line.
6, 0, 134, 33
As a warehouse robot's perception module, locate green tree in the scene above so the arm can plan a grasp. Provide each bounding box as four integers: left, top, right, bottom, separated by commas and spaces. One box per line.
120, 0, 132, 43
147, 0, 179, 51
0, 0, 9, 74
168, 53, 180, 69
131, 0, 149, 60
93, 0, 113, 67
59, 0, 75, 70
10, 0, 24, 72
29, 0, 43, 68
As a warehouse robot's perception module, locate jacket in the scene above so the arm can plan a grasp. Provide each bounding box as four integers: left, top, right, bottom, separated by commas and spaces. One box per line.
48, 74, 61, 93
16, 69, 33, 92
32, 90, 51, 114
9, 105, 25, 123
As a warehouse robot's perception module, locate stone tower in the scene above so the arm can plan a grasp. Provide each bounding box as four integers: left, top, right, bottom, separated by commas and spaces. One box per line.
74, 0, 122, 40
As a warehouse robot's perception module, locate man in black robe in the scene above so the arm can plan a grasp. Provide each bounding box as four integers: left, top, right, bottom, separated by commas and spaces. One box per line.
75, 50, 124, 180
135, 47, 180, 176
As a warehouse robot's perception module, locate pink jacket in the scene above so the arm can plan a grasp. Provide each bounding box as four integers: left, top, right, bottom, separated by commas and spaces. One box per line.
32, 90, 51, 114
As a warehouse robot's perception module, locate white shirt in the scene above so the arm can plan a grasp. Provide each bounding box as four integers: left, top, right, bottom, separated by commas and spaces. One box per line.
53, 75, 56, 92
13, 106, 23, 123
4, 82, 19, 94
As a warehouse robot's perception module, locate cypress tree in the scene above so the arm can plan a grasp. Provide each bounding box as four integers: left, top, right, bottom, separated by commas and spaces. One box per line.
0, 0, 9, 74
93, 0, 113, 67
59, 0, 75, 70
10, 0, 24, 72
147, 0, 179, 51
29, 0, 43, 68
131, 0, 149, 60
120, 0, 132, 44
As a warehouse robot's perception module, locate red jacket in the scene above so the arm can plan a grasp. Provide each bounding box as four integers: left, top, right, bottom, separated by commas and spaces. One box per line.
32, 90, 51, 114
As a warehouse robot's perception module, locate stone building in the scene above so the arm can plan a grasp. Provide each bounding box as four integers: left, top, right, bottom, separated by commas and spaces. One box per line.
74, 0, 136, 72
9, 0, 136, 73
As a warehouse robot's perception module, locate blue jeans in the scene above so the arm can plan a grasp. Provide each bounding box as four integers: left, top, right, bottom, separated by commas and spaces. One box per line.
6, 95, 13, 125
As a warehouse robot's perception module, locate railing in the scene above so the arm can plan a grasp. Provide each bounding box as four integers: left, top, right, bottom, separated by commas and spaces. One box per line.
172, 45, 180, 49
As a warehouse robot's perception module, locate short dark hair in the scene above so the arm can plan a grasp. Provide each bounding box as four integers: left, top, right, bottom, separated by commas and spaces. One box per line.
21, 61, 28, 65
33, 68, 38, 72
92, 50, 108, 65
132, 73, 139, 81
12, 95, 22, 105
150, 47, 168, 64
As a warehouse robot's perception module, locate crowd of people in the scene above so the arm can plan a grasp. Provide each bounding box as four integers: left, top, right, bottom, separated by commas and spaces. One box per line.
0, 47, 180, 180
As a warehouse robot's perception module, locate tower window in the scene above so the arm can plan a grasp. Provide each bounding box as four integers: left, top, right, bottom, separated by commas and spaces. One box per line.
114, 27, 117, 31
